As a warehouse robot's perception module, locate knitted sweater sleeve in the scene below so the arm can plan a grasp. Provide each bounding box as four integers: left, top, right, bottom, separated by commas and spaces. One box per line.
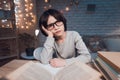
66, 32, 91, 65
40, 37, 55, 64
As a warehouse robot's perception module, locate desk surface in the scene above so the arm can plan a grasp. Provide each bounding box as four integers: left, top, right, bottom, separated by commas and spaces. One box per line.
0, 59, 33, 77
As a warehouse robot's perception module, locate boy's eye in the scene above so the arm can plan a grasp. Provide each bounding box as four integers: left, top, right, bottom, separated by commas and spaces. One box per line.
47, 23, 54, 28
46, 21, 63, 30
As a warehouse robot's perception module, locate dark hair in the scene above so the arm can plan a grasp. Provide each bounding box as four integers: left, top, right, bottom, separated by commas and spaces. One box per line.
39, 9, 67, 36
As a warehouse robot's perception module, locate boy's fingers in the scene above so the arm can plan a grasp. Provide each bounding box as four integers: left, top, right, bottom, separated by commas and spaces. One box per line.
42, 26, 47, 32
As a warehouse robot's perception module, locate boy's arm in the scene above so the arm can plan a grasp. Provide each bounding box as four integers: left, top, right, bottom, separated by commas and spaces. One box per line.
34, 37, 55, 64
66, 32, 91, 65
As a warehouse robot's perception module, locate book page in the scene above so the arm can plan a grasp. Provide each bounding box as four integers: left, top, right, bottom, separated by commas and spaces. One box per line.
55, 61, 101, 80
35, 63, 63, 76
6, 61, 53, 80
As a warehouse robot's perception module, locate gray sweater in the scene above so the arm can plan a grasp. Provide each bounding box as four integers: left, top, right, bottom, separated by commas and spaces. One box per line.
35, 31, 91, 65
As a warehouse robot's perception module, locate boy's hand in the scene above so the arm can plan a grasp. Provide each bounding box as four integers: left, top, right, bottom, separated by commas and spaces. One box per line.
42, 26, 53, 37
49, 58, 66, 67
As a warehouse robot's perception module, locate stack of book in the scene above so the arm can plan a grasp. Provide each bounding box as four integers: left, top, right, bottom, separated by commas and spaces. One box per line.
96, 51, 120, 80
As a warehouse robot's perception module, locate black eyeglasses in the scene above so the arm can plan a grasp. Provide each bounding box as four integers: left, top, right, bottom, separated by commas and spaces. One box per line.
47, 21, 63, 30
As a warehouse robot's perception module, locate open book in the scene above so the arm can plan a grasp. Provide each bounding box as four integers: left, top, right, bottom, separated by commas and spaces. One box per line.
6, 61, 101, 80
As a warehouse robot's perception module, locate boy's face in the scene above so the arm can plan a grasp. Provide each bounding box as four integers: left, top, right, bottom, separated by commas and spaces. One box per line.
47, 15, 65, 37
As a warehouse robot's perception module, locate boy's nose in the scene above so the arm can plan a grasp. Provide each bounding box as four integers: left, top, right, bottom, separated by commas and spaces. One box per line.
53, 24, 58, 29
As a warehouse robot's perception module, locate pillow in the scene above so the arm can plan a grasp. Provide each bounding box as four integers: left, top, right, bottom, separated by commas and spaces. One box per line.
33, 47, 43, 60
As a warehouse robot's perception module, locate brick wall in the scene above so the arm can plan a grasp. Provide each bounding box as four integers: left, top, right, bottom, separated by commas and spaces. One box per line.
35, 0, 120, 46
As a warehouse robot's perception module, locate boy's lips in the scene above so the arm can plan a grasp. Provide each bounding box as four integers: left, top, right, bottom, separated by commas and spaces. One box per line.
55, 30, 61, 34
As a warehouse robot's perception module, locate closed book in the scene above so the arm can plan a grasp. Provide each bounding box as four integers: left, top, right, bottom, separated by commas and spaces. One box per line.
96, 57, 120, 80
98, 51, 120, 73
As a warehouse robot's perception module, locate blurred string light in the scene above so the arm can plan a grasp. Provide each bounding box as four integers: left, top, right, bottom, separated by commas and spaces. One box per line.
65, 0, 79, 11
69, 0, 79, 7
0, 0, 11, 10
43, 0, 52, 10
0, 0, 12, 28
44, 0, 50, 3
43, 0, 79, 12
14, 0, 36, 29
